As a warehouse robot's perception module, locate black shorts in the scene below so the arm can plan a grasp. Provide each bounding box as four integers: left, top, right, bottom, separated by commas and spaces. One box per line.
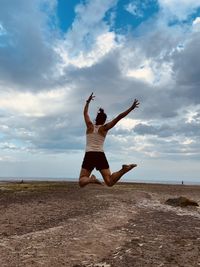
82, 152, 109, 171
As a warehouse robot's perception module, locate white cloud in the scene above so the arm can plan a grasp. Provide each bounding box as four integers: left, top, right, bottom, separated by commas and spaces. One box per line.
0, 88, 71, 117
158, 0, 200, 20
0, 22, 7, 36
125, 3, 142, 17
0, 155, 17, 162
0, 142, 18, 150
193, 17, 200, 25
62, 0, 116, 52
125, 59, 173, 85
55, 0, 119, 71
182, 138, 194, 145
183, 105, 200, 123
56, 32, 118, 69
192, 17, 200, 32
116, 118, 142, 131
126, 63, 155, 84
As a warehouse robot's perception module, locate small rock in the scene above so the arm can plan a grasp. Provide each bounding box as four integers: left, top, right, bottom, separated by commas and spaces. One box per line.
94, 262, 111, 267
165, 196, 199, 207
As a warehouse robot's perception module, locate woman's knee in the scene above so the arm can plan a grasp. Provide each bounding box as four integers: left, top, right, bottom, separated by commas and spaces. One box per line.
79, 176, 88, 188
104, 176, 114, 187
100, 169, 113, 186
79, 178, 84, 187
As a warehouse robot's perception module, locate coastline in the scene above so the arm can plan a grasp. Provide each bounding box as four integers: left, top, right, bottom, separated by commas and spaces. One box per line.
0, 177, 200, 186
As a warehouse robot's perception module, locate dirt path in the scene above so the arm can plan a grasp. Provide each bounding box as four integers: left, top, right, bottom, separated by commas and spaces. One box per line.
0, 182, 199, 267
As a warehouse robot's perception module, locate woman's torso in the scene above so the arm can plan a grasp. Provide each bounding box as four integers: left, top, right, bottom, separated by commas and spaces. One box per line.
86, 125, 107, 152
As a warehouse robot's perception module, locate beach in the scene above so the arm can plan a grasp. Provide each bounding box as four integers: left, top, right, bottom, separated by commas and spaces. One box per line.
0, 181, 199, 267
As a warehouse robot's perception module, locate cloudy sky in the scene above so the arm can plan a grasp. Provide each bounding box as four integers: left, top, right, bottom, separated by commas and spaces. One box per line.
0, 0, 200, 182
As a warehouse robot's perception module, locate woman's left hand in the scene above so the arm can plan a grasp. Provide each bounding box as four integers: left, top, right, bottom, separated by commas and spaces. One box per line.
87, 92, 95, 103
131, 99, 140, 109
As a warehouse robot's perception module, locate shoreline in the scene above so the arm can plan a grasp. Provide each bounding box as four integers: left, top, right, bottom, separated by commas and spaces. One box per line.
0, 178, 200, 186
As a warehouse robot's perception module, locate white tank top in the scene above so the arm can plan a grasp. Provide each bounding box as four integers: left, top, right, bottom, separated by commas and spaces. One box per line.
86, 125, 106, 152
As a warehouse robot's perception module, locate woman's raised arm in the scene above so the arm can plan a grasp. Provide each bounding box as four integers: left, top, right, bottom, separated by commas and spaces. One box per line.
103, 99, 140, 131
84, 92, 95, 128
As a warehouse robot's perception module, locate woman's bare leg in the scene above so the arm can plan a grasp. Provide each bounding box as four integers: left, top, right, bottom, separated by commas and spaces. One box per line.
79, 168, 103, 187
100, 164, 137, 187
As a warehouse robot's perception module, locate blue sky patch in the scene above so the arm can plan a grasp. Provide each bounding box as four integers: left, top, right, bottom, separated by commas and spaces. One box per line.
56, 0, 159, 34
105, 0, 159, 33
168, 7, 200, 28
56, 0, 80, 33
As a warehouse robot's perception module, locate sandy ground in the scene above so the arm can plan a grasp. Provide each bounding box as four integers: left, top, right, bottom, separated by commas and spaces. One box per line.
0, 181, 199, 267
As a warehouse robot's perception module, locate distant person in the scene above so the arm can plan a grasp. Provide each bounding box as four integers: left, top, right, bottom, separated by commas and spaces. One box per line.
79, 93, 140, 187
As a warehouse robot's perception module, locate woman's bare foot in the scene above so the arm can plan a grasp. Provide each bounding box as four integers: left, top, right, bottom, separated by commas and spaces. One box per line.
122, 164, 137, 172
90, 174, 103, 185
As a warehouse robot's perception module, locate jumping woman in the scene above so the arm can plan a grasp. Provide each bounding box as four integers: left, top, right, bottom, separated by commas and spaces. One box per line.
79, 93, 140, 187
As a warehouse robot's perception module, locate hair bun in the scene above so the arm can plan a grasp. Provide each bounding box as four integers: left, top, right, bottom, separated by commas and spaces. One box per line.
99, 108, 104, 113
96, 107, 107, 125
